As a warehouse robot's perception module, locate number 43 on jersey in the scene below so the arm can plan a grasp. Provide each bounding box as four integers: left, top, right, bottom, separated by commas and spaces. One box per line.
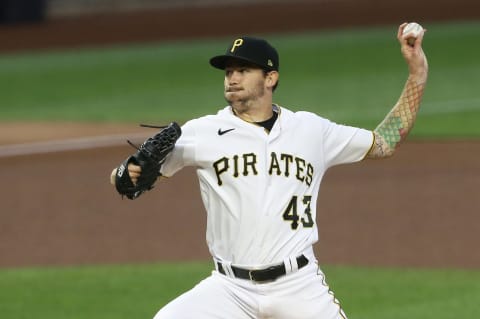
283, 195, 314, 230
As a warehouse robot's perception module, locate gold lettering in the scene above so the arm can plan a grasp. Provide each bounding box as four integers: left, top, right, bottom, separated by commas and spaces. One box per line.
305, 163, 314, 186
281, 154, 293, 177
269, 152, 281, 175
295, 157, 306, 182
230, 39, 244, 52
233, 155, 239, 178
243, 153, 258, 176
213, 157, 229, 186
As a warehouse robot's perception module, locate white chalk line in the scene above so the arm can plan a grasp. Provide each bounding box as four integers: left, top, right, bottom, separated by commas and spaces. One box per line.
0, 133, 151, 158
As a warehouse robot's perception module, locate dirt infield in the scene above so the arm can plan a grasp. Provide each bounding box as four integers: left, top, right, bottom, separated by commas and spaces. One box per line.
1, 1, 479, 269
1, 137, 479, 268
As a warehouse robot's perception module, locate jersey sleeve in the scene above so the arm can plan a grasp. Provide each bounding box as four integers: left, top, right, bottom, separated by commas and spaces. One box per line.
321, 118, 374, 169
160, 119, 197, 177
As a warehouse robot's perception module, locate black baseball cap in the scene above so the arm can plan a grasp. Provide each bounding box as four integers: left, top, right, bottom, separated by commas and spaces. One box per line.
210, 37, 279, 71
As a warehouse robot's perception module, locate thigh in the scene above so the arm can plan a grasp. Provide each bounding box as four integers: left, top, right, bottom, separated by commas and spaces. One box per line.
266, 263, 348, 319
153, 272, 257, 319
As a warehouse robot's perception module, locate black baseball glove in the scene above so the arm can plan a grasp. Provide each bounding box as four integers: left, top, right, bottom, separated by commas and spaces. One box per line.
115, 122, 182, 199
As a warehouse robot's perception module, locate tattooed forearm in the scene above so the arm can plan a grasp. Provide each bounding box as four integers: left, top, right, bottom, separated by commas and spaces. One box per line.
367, 77, 426, 159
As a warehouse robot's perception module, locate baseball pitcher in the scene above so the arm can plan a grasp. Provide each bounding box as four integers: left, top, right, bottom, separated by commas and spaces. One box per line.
110, 22, 428, 319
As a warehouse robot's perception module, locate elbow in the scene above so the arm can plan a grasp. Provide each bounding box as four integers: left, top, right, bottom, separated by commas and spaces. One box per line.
367, 131, 397, 159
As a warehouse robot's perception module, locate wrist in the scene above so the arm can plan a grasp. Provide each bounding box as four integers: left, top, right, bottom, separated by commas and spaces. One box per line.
408, 71, 427, 86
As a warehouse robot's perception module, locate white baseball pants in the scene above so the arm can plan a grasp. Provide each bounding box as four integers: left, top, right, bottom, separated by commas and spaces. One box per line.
153, 261, 347, 319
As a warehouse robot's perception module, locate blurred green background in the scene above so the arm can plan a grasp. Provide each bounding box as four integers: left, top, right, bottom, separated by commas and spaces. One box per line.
1, 262, 479, 319
1, 21, 479, 137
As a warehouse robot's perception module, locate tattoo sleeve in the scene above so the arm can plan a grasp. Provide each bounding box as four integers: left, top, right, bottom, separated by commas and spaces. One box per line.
367, 77, 426, 159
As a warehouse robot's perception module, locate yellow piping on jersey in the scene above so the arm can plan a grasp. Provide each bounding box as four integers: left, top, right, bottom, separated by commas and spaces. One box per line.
362, 131, 376, 161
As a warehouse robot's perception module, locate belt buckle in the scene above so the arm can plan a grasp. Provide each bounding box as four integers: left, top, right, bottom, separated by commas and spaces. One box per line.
248, 269, 255, 281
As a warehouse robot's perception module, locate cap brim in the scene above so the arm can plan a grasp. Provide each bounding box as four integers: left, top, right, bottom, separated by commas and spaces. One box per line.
209, 55, 273, 71
209, 55, 230, 70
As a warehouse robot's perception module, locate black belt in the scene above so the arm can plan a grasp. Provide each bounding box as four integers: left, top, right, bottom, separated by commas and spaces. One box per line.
217, 255, 309, 283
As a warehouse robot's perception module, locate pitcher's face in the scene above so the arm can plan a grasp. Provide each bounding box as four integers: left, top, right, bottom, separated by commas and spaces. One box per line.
224, 61, 267, 111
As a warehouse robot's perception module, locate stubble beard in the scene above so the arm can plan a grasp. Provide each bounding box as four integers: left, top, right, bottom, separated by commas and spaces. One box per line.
225, 81, 265, 112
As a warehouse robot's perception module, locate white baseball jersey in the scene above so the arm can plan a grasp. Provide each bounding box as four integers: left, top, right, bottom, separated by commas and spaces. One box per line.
161, 105, 373, 268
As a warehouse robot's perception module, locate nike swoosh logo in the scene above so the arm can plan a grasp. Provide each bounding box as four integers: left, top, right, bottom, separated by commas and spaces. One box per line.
218, 128, 235, 136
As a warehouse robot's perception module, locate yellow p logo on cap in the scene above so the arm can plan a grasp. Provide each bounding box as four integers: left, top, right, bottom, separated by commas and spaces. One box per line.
230, 39, 244, 53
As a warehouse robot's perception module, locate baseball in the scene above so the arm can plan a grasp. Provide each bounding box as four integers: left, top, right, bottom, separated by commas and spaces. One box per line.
402, 22, 423, 46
